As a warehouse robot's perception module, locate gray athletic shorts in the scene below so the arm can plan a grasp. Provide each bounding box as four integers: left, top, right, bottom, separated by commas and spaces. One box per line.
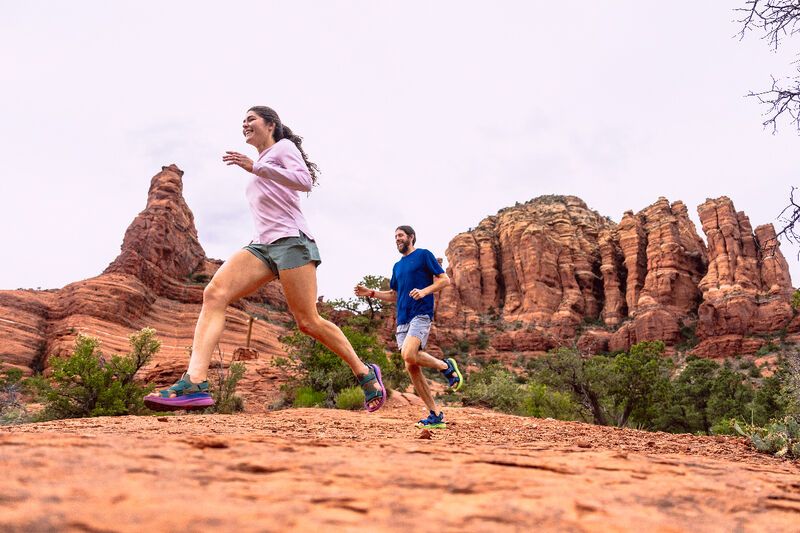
244, 231, 322, 277
396, 315, 432, 349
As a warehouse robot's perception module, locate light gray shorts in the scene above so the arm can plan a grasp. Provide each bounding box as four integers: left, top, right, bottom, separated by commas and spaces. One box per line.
396, 315, 432, 350
244, 231, 321, 277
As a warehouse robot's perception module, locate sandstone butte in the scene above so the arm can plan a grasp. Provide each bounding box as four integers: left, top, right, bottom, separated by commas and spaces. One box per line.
434, 195, 797, 361
2, 167, 800, 531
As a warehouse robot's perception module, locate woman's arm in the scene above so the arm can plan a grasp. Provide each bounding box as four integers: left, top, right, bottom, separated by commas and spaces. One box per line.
251, 145, 312, 191
223, 142, 312, 191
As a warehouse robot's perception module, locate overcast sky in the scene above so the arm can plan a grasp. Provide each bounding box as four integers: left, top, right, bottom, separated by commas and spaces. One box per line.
2, 1, 799, 301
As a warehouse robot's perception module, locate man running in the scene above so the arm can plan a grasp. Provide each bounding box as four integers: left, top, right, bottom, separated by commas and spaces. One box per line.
355, 225, 463, 429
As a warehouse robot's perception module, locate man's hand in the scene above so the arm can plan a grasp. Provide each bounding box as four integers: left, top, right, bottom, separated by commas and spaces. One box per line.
409, 287, 429, 300
223, 151, 254, 172
354, 285, 372, 297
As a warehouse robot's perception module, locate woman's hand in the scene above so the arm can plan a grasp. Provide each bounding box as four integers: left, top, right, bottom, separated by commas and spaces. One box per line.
223, 151, 254, 172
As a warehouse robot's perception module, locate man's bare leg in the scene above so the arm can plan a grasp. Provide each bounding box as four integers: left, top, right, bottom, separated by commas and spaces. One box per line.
414, 350, 448, 372
401, 336, 438, 412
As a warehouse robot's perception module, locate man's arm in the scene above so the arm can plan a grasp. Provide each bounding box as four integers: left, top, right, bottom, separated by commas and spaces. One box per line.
354, 285, 397, 302
409, 272, 450, 301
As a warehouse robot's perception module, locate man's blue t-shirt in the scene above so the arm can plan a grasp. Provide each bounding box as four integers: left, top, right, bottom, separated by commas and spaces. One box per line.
390, 248, 445, 326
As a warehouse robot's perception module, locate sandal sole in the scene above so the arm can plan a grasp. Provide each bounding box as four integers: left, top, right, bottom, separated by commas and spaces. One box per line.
144, 393, 214, 412
445, 358, 464, 392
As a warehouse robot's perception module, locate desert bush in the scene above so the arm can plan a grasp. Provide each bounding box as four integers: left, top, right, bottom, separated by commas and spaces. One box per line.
476, 330, 491, 350
335, 386, 365, 410
609, 341, 673, 428
29, 329, 159, 420
0, 368, 28, 425
461, 364, 521, 413
294, 386, 326, 407
278, 325, 405, 407
791, 289, 800, 311
519, 382, 583, 420
735, 416, 800, 460
207, 358, 246, 414
757, 342, 779, 356
526, 347, 616, 426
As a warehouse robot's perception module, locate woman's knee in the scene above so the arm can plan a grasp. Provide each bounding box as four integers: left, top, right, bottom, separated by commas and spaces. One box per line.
202, 282, 230, 308
295, 313, 323, 336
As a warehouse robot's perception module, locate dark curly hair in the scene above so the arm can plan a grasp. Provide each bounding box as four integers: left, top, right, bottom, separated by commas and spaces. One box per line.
396, 225, 416, 245
248, 106, 319, 186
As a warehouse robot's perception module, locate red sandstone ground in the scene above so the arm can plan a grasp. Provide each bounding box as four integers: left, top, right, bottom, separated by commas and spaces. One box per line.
2, 405, 799, 532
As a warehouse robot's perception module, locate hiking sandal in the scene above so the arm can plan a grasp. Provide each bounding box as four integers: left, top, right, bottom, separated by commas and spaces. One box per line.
144, 372, 214, 411
440, 358, 464, 391
358, 363, 386, 413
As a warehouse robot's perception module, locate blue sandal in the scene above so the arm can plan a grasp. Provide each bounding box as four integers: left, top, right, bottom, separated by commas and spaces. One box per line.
440, 358, 464, 391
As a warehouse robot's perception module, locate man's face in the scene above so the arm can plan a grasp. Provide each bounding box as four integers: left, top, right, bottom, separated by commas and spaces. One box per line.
395, 230, 412, 254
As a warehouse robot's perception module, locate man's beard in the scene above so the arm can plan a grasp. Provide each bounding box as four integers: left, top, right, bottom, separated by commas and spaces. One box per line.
397, 241, 409, 254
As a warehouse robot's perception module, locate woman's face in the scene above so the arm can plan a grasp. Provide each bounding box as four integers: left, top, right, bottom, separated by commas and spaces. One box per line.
242, 111, 275, 146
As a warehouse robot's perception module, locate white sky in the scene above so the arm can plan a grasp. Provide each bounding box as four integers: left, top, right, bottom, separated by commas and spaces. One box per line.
1, 1, 799, 301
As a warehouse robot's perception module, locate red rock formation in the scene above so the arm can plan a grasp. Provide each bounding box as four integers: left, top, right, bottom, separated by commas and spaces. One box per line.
0, 165, 292, 404
437, 196, 611, 351
692, 197, 794, 357
437, 195, 793, 359
608, 198, 708, 351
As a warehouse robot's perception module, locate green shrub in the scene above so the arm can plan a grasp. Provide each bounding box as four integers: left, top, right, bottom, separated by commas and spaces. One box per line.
676, 325, 698, 351
294, 386, 326, 407
0, 368, 28, 425
335, 386, 365, 410
710, 417, 740, 436
208, 361, 246, 414
757, 342, 779, 357
519, 382, 582, 420
278, 325, 406, 407
476, 331, 490, 350
457, 338, 471, 353
791, 290, 800, 311
29, 329, 159, 420
461, 364, 521, 413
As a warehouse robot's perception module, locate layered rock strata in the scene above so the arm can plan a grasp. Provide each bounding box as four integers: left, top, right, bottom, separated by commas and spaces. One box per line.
0, 165, 292, 405
436, 195, 793, 358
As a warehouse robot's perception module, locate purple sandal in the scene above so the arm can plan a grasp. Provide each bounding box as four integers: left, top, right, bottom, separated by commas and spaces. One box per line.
144, 372, 215, 411
358, 363, 386, 412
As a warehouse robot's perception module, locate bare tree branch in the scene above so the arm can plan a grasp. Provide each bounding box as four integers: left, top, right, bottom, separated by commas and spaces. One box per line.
747, 75, 800, 132
737, 1, 800, 133
737, 0, 800, 49
761, 186, 800, 260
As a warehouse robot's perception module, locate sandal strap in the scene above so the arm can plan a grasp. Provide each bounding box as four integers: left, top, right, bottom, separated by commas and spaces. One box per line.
358, 364, 384, 403
358, 365, 377, 387
158, 372, 208, 398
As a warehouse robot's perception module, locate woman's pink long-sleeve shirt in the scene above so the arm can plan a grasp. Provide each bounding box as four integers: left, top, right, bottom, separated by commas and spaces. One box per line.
246, 138, 315, 244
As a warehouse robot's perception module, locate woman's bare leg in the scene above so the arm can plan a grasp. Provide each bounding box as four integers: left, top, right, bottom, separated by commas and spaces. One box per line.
279, 263, 369, 376
186, 250, 276, 382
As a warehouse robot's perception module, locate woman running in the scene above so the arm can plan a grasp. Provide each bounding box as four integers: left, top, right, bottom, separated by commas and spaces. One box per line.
145, 106, 385, 412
